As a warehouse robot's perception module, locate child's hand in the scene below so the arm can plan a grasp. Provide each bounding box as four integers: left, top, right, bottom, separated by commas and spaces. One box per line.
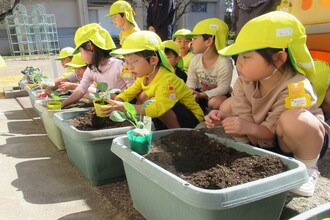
204, 110, 225, 128
99, 99, 124, 116
222, 117, 250, 136
58, 82, 73, 92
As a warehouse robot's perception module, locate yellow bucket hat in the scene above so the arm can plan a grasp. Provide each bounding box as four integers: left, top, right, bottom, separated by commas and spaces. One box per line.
106, 0, 138, 27
186, 18, 229, 52
172, 29, 192, 39
162, 40, 184, 69
66, 53, 87, 68
0, 55, 7, 68
110, 31, 174, 72
73, 23, 116, 54
310, 60, 330, 107
219, 11, 315, 78
55, 47, 74, 60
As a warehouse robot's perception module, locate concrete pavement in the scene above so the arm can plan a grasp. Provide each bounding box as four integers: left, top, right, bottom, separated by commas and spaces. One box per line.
0, 97, 118, 219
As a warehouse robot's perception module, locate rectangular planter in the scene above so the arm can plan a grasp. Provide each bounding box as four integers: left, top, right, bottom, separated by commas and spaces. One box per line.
34, 100, 91, 150
111, 128, 308, 220
29, 89, 46, 110
289, 202, 330, 220
53, 111, 134, 185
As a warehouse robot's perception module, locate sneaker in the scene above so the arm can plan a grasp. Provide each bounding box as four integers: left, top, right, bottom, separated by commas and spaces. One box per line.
290, 167, 320, 197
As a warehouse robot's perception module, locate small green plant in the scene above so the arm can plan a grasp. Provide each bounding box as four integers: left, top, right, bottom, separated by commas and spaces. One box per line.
50, 92, 61, 101
21, 67, 48, 84
110, 100, 154, 131
89, 82, 121, 104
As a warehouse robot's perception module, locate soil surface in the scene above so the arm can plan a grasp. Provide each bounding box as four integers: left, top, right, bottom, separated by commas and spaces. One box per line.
145, 130, 286, 189
62, 100, 94, 109
68, 110, 132, 131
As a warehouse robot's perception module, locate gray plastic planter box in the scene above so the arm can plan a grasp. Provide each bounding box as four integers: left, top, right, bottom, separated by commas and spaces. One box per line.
54, 110, 134, 185
289, 202, 330, 220
111, 128, 308, 220
34, 100, 91, 150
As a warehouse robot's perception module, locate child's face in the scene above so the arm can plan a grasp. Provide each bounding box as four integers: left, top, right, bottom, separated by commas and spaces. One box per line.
111, 14, 125, 28
165, 51, 180, 68
75, 66, 87, 79
174, 36, 191, 56
79, 44, 93, 65
61, 57, 72, 68
124, 54, 154, 78
191, 36, 208, 54
236, 51, 276, 81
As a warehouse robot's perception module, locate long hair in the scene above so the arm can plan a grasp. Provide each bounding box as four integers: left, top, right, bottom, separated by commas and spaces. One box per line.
80, 41, 112, 73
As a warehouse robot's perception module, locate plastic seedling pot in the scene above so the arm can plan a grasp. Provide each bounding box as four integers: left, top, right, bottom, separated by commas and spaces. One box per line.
47, 100, 62, 110
93, 99, 110, 117
127, 129, 152, 155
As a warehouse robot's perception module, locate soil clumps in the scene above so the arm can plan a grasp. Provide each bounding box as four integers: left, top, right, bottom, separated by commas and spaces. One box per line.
146, 130, 287, 189
68, 110, 132, 131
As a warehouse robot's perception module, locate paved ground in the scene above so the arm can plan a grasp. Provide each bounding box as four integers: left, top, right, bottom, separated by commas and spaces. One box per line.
1, 56, 330, 219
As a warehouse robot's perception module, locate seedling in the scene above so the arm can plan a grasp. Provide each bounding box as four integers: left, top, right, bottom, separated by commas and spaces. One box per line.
110, 100, 154, 134
20, 66, 49, 87
50, 92, 61, 101
89, 82, 121, 104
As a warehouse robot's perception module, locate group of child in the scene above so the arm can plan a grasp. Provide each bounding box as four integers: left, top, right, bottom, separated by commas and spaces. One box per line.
46, 0, 330, 198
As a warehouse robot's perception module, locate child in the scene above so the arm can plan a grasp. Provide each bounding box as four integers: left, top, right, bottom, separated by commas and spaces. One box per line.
61, 23, 135, 108
101, 31, 204, 130
107, 0, 140, 45
45, 53, 95, 95
204, 11, 329, 197
186, 18, 234, 111
172, 29, 194, 73
162, 40, 187, 82
55, 47, 75, 78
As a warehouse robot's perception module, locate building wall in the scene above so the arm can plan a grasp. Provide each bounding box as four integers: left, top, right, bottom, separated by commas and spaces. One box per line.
0, 0, 224, 56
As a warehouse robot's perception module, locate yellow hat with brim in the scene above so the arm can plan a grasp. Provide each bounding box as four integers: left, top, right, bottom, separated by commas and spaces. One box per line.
66, 53, 87, 68
219, 11, 315, 78
106, 0, 138, 27
73, 23, 116, 54
172, 29, 192, 39
162, 40, 184, 69
0, 55, 7, 68
110, 31, 174, 72
310, 60, 330, 107
55, 47, 74, 60
186, 18, 229, 52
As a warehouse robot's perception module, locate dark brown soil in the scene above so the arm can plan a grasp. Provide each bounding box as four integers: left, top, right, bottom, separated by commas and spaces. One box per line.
146, 130, 287, 189
68, 110, 132, 131
62, 100, 94, 109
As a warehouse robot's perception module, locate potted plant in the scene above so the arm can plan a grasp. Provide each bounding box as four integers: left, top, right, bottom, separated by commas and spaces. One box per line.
89, 82, 121, 117
47, 93, 62, 110
20, 66, 52, 90
110, 100, 154, 155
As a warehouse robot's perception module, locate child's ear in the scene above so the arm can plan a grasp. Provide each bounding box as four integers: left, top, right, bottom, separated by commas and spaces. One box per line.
149, 55, 159, 66
273, 50, 288, 67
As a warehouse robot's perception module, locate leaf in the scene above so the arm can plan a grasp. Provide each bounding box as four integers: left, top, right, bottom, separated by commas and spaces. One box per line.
40, 78, 55, 87
141, 100, 154, 110
109, 88, 121, 94
124, 102, 137, 119
51, 92, 60, 101
109, 110, 126, 122
97, 82, 108, 92
89, 93, 99, 100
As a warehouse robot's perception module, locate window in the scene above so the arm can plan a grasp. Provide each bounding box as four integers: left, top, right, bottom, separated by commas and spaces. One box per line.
191, 3, 207, 13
